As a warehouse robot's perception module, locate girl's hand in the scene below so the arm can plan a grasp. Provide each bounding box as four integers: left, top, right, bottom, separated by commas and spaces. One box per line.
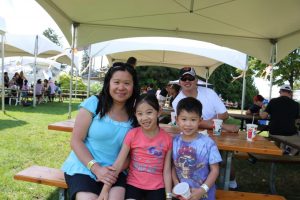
92, 165, 118, 186
187, 188, 206, 200
97, 190, 109, 200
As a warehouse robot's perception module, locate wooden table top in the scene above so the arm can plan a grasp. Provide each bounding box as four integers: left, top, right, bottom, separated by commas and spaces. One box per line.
48, 120, 282, 156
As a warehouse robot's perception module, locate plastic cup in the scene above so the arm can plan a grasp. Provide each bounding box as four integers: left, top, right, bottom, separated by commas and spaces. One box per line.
173, 182, 191, 199
246, 124, 258, 141
213, 119, 223, 135
171, 112, 176, 125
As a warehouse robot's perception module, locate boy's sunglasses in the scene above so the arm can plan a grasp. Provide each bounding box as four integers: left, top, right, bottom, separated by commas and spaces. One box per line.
180, 76, 195, 82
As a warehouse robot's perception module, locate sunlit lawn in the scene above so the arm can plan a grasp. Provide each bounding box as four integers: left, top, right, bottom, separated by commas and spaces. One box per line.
0, 104, 299, 200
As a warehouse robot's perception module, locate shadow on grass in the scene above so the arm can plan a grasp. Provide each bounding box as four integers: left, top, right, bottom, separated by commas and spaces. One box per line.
0, 119, 28, 131
3, 101, 80, 115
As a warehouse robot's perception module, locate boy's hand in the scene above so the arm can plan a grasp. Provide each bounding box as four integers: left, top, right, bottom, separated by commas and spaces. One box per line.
187, 188, 206, 200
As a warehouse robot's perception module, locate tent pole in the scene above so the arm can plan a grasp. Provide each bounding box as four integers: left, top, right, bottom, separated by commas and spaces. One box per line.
87, 45, 92, 98
240, 56, 248, 114
1, 33, 5, 113
68, 23, 79, 119
205, 67, 209, 88
269, 42, 277, 100
33, 35, 38, 107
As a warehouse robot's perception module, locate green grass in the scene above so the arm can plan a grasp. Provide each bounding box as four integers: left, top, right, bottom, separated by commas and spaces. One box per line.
0, 104, 299, 199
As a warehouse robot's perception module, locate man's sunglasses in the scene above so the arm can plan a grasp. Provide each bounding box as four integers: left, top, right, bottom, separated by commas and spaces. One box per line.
180, 76, 195, 82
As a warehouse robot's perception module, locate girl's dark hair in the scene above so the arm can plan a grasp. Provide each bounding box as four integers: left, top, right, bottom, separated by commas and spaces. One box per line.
134, 94, 160, 126
96, 62, 140, 126
177, 97, 202, 117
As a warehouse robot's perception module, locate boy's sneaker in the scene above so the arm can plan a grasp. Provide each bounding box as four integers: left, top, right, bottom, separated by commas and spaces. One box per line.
229, 179, 238, 190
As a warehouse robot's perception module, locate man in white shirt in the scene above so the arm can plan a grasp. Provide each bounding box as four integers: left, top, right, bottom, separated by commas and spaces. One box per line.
172, 67, 239, 132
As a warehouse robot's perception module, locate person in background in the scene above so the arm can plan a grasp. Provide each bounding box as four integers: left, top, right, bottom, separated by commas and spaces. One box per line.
35, 79, 43, 104
172, 97, 222, 200
14, 72, 22, 89
246, 95, 265, 115
48, 78, 56, 102
168, 84, 181, 107
98, 94, 172, 200
62, 62, 140, 200
4, 72, 9, 88
126, 56, 137, 68
147, 83, 156, 95
260, 84, 299, 136
21, 79, 30, 101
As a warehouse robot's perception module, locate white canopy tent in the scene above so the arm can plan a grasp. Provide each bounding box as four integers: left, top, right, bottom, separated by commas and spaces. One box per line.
0, 16, 70, 110
90, 37, 247, 79
37, 0, 300, 65
36, 0, 300, 118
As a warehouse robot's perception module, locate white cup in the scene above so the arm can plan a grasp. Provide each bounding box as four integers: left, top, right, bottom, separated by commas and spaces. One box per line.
173, 182, 191, 199
213, 119, 223, 135
171, 112, 176, 124
246, 124, 258, 141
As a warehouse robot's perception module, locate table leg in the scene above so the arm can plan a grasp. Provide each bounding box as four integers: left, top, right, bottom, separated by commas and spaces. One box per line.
218, 151, 233, 190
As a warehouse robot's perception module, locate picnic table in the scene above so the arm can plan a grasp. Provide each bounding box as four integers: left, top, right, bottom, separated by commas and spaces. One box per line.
229, 113, 265, 130
48, 119, 282, 190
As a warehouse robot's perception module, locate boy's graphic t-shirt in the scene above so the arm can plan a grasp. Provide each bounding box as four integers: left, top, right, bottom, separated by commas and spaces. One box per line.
124, 127, 173, 190
173, 133, 222, 200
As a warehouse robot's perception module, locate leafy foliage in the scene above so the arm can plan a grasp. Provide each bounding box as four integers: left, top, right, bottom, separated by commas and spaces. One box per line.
81, 49, 90, 75
135, 66, 179, 88
57, 72, 87, 90
42, 28, 62, 47
249, 48, 300, 89
209, 64, 258, 108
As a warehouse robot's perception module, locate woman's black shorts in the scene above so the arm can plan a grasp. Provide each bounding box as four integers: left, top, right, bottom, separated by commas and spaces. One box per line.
65, 172, 126, 200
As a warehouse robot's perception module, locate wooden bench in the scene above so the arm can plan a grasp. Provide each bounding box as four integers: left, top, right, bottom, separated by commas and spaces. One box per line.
234, 152, 300, 194
14, 165, 286, 200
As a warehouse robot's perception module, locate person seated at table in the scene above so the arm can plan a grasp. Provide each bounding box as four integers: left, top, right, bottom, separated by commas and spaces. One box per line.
168, 84, 180, 107
172, 67, 239, 133
246, 94, 264, 115
172, 97, 222, 200
260, 84, 299, 136
260, 84, 300, 155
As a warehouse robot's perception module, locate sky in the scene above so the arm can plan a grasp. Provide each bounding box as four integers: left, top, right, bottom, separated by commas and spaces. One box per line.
0, 0, 69, 48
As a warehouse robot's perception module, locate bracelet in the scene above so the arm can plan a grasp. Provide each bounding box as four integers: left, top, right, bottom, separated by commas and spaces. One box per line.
200, 183, 209, 193
87, 159, 97, 170
166, 192, 172, 199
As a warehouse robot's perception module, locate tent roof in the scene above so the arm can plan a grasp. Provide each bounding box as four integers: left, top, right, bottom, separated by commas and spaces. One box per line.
37, 0, 300, 64
90, 37, 247, 77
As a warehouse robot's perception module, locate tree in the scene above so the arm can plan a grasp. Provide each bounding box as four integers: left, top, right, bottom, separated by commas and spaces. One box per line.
249, 49, 300, 90
208, 64, 258, 108
81, 49, 90, 75
135, 66, 179, 89
43, 28, 62, 47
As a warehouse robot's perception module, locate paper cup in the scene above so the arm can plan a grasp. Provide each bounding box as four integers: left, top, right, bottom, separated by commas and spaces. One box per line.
213, 119, 223, 135
173, 182, 191, 199
246, 124, 258, 141
171, 112, 176, 124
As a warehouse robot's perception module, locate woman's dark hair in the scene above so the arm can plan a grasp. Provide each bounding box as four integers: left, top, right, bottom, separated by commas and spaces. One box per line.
177, 97, 202, 117
96, 62, 140, 126
134, 93, 160, 126
37, 79, 42, 84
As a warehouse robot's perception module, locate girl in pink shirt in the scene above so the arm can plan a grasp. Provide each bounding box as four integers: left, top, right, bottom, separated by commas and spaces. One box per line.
98, 94, 173, 200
